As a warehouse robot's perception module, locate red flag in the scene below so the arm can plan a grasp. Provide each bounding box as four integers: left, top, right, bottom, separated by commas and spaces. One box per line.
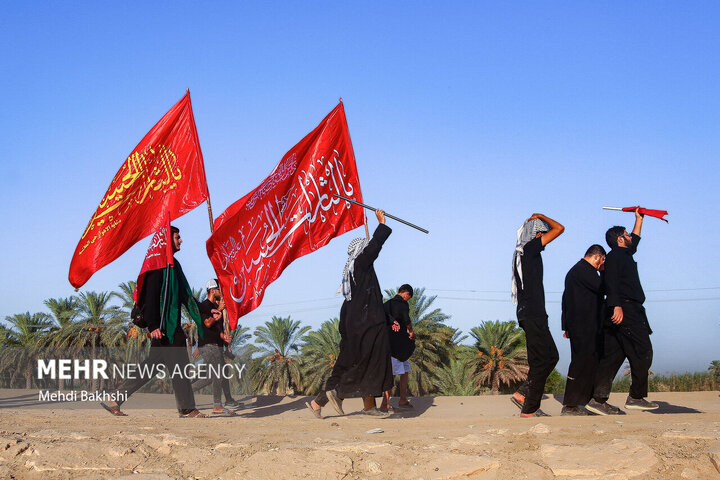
622, 206, 669, 222
207, 101, 364, 329
133, 212, 173, 304
69, 91, 209, 288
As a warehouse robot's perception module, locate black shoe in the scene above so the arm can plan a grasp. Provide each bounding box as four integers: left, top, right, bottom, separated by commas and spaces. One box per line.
586, 399, 622, 415
326, 389, 345, 415
624, 396, 658, 411
520, 408, 549, 417
561, 405, 589, 416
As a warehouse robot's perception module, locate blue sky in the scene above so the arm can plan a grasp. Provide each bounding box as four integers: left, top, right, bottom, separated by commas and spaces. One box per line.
1, 2, 718, 375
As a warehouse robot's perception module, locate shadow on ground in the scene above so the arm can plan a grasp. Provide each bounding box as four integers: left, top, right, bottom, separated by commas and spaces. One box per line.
552, 394, 701, 414
240, 395, 307, 418
342, 396, 436, 419
0, 392, 55, 409
648, 401, 702, 414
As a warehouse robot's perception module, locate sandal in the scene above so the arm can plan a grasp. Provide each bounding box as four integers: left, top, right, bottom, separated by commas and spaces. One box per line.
179, 409, 209, 418
511, 393, 525, 410
100, 401, 127, 417
305, 401, 322, 419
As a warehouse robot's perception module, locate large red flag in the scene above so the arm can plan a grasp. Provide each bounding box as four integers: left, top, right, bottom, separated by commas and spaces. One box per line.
622, 206, 669, 222
207, 101, 364, 329
69, 91, 209, 288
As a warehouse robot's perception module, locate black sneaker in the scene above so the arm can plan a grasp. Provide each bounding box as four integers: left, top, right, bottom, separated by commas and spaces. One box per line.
561, 405, 589, 416
520, 409, 550, 417
586, 399, 622, 416
624, 396, 659, 411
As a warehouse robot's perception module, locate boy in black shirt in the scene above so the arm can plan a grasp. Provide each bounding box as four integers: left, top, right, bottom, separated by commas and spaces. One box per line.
511, 213, 564, 417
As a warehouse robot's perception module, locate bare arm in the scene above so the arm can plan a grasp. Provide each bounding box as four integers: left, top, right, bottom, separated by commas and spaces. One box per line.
528, 213, 565, 246
632, 207, 644, 237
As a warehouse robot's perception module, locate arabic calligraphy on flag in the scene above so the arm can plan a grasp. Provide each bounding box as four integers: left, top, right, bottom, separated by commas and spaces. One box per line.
207, 101, 364, 329
69, 91, 209, 288
133, 212, 174, 304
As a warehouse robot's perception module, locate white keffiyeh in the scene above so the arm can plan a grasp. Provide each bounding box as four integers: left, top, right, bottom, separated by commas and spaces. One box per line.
339, 237, 369, 301
511, 219, 549, 305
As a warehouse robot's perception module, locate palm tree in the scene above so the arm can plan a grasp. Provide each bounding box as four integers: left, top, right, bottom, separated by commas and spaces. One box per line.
112, 281, 152, 365
0, 312, 54, 388
384, 287, 456, 396
182, 287, 206, 349
435, 357, 485, 396
300, 318, 341, 395
53, 291, 123, 391
111, 281, 136, 312
709, 360, 720, 380
469, 320, 528, 394
44, 297, 79, 327
253, 316, 310, 395
226, 323, 255, 396
42, 296, 81, 390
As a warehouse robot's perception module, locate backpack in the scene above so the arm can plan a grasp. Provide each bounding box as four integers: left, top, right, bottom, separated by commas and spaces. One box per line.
130, 303, 147, 329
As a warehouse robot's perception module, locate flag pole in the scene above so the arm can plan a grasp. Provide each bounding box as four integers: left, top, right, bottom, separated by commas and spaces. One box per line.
334, 194, 429, 234
207, 198, 214, 233
602, 206, 623, 211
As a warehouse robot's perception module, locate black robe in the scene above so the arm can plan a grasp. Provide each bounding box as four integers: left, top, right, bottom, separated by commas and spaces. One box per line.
561, 258, 604, 406
384, 294, 415, 362
334, 223, 394, 398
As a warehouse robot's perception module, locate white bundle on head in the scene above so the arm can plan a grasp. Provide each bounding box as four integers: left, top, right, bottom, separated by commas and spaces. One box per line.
511, 219, 549, 305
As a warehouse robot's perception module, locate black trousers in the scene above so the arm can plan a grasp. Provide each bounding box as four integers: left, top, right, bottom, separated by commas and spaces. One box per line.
594, 303, 653, 402
113, 327, 196, 413
562, 328, 600, 406
517, 315, 559, 414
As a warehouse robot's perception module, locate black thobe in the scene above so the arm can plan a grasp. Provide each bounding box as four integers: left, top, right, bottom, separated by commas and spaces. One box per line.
594, 234, 653, 401
514, 237, 559, 414
333, 223, 394, 399
561, 259, 603, 406
112, 261, 196, 413
384, 294, 415, 362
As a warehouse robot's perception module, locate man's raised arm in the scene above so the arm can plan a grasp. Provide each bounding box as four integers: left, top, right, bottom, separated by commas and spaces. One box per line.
528, 213, 565, 246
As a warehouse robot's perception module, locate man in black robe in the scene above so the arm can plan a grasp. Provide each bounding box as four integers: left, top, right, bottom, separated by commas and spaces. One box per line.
511, 213, 564, 417
593, 208, 658, 412
306, 209, 393, 418
101, 226, 207, 418
560, 244, 606, 416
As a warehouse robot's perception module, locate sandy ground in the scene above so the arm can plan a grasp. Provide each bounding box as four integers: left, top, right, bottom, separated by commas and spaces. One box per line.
1, 389, 719, 479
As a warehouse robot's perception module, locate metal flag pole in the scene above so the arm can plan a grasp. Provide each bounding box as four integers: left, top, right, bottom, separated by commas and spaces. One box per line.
602, 206, 623, 211
333, 194, 429, 234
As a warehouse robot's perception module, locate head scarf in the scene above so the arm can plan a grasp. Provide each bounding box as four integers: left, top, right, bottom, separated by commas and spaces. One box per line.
339, 237, 369, 301
511, 218, 549, 305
